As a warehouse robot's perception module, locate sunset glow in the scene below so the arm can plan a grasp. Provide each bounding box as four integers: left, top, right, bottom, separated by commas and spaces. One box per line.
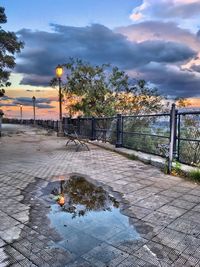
0, 0, 200, 119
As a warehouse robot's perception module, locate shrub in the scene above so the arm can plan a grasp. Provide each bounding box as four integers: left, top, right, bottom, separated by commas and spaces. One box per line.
189, 169, 200, 182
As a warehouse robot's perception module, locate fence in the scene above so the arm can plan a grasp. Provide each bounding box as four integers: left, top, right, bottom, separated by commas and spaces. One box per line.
3, 105, 200, 170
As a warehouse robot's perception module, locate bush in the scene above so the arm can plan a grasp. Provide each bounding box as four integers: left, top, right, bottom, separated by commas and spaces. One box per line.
189, 169, 200, 182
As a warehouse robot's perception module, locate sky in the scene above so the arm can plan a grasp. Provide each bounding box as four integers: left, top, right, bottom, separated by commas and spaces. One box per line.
0, 0, 200, 119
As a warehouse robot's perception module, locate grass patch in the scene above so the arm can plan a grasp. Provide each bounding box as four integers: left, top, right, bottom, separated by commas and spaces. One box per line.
127, 154, 138, 161
170, 160, 200, 183
171, 161, 185, 177
189, 169, 200, 182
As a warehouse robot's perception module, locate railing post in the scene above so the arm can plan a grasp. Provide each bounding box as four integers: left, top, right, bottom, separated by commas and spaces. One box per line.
0, 109, 3, 137
63, 118, 67, 132
91, 117, 96, 141
168, 104, 177, 174
177, 114, 181, 161
77, 116, 81, 135
174, 109, 178, 158
116, 114, 122, 148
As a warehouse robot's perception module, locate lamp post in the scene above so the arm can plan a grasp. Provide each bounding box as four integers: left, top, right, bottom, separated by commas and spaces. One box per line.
20, 105, 23, 124
32, 96, 36, 125
56, 64, 64, 136
0, 109, 4, 137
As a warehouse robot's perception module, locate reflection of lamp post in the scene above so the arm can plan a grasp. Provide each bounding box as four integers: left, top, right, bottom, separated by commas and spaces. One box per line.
32, 96, 36, 125
20, 105, 23, 124
56, 64, 64, 136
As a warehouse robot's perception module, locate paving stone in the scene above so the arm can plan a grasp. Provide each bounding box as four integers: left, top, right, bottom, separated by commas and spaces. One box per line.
134, 195, 173, 211
117, 255, 148, 266
0, 240, 5, 249
167, 217, 200, 237
65, 258, 93, 267
122, 205, 152, 219
142, 211, 175, 227
181, 210, 200, 223
192, 203, 200, 212
152, 228, 186, 250
58, 231, 101, 257
0, 125, 200, 266
82, 242, 129, 266
157, 205, 186, 219
159, 189, 183, 198
178, 194, 200, 203
170, 199, 196, 210
11, 210, 29, 223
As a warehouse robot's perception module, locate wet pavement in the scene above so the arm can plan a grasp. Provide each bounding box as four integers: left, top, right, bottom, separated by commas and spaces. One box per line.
0, 124, 200, 266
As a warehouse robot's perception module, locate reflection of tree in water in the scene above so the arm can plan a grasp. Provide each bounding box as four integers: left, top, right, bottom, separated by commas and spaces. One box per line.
59, 176, 119, 218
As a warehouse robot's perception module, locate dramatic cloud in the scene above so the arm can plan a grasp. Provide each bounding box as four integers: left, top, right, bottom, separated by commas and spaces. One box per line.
191, 64, 200, 72
116, 21, 200, 51
0, 96, 14, 101
0, 103, 16, 107
26, 89, 44, 92
14, 97, 51, 105
36, 104, 54, 109
15, 23, 196, 99
135, 62, 200, 98
20, 74, 52, 87
1, 97, 56, 109
130, 0, 200, 21
116, 20, 200, 98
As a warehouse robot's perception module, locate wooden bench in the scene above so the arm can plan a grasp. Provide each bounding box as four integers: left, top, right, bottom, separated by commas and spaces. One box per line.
64, 124, 90, 152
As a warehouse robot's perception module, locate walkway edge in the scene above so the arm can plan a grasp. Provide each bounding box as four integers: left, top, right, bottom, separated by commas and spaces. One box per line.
89, 140, 199, 176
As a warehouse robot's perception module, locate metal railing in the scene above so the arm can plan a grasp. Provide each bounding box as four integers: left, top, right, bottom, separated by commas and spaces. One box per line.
3, 105, 200, 170
176, 111, 200, 166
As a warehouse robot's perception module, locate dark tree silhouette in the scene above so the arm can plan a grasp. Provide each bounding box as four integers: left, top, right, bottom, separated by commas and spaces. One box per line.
0, 7, 23, 97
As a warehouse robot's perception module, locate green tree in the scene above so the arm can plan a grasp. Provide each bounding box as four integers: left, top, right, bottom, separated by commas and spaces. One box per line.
62, 59, 121, 116
52, 58, 163, 117
0, 7, 23, 97
114, 80, 163, 115
176, 97, 191, 108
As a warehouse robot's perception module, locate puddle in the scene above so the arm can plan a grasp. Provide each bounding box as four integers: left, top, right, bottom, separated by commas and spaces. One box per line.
42, 175, 140, 256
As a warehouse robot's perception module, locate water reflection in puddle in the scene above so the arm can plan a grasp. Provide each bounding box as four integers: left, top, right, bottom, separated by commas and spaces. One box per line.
45, 176, 140, 255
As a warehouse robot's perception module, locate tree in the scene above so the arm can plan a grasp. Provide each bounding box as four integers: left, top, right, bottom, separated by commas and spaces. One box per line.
176, 97, 191, 108
55, 58, 163, 117
114, 80, 163, 115
61, 59, 116, 116
0, 7, 23, 97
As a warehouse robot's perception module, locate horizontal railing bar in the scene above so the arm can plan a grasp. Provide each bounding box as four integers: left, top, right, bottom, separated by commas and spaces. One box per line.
122, 131, 170, 138
177, 137, 200, 142
122, 113, 170, 118
95, 129, 116, 132
95, 117, 117, 120
178, 111, 200, 115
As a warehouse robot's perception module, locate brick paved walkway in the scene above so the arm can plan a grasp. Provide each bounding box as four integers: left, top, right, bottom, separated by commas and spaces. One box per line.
0, 124, 200, 267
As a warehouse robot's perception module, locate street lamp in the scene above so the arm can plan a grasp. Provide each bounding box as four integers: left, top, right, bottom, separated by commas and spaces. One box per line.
32, 96, 36, 125
0, 109, 4, 137
56, 64, 64, 136
19, 105, 23, 124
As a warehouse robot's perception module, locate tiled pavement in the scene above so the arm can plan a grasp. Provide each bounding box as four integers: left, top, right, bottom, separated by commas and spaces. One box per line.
0, 124, 200, 266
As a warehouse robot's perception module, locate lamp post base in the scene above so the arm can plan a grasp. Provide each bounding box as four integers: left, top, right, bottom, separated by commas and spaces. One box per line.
57, 120, 64, 137
57, 132, 64, 137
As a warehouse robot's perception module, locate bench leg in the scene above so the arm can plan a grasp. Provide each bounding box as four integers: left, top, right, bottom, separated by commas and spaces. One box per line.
77, 141, 90, 151
66, 138, 90, 152
66, 139, 77, 146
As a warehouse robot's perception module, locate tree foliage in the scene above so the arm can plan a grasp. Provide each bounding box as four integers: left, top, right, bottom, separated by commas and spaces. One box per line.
0, 7, 24, 97
52, 58, 163, 117
176, 97, 191, 108
114, 80, 163, 115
